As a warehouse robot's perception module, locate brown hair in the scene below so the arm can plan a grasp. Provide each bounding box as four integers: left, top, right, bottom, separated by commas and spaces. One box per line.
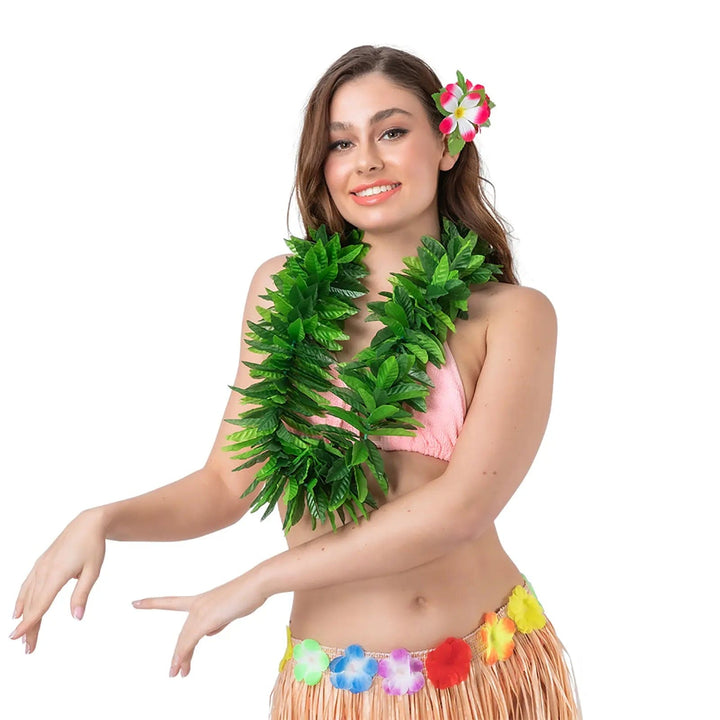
289, 45, 519, 284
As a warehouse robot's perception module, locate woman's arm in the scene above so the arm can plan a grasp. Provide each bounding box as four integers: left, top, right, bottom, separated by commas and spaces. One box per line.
97, 253, 292, 541
97, 466, 247, 541
256, 470, 470, 595
10, 254, 290, 651
255, 286, 557, 596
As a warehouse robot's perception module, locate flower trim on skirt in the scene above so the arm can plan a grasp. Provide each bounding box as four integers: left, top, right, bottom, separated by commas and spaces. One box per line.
278, 576, 547, 696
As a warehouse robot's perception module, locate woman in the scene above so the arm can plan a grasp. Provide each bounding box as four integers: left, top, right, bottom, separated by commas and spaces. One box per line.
10, 46, 581, 719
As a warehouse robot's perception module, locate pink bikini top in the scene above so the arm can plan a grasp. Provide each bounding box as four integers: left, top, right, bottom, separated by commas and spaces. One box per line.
306, 340, 467, 462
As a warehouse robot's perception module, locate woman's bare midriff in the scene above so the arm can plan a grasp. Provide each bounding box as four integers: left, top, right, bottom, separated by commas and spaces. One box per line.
277, 281, 523, 652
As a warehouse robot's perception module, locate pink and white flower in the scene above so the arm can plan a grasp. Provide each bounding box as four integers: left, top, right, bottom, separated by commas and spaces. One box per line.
438, 79, 491, 142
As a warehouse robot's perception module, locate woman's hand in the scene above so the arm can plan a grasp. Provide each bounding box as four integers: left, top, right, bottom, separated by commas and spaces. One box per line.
10, 508, 107, 653
132, 569, 268, 677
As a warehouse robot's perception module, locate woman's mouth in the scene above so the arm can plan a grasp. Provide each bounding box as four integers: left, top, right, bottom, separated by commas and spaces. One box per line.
350, 183, 401, 205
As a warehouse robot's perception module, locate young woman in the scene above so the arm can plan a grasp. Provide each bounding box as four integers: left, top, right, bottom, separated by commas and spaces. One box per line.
10, 46, 581, 719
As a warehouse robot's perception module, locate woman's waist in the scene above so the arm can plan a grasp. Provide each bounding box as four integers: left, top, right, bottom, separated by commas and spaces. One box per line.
288, 551, 522, 653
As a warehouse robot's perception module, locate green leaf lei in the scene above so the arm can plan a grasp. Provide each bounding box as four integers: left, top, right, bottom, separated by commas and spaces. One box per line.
222, 217, 503, 535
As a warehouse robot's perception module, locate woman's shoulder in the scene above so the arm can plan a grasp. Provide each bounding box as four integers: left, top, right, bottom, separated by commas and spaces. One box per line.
462, 283, 556, 361
468, 281, 556, 323
255, 253, 291, 277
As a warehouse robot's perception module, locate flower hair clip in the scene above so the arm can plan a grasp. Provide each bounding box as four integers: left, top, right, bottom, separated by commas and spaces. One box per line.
432, 70, 494, 156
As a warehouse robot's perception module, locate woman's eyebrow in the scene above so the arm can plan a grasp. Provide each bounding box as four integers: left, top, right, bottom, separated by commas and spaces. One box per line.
329, 107, 413, 132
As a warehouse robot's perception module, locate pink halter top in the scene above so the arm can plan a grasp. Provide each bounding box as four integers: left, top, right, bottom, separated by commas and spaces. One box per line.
306, 340, 467, 462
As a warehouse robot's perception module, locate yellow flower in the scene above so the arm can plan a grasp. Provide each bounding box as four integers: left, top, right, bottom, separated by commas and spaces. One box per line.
279, 624, 294, 672
507, 584, 546, 634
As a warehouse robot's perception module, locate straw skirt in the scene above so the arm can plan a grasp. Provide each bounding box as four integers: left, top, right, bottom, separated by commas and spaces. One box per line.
268, 581, 581, 719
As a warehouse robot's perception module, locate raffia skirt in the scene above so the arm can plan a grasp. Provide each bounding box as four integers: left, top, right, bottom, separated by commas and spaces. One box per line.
268, 578, 581, 719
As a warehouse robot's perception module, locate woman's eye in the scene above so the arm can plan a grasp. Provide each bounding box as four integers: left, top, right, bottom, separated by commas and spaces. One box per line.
329, 139, 352, 151
383, 128, 408, 140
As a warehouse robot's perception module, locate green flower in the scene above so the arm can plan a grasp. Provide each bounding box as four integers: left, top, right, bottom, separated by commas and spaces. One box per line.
293, 638, 330, 686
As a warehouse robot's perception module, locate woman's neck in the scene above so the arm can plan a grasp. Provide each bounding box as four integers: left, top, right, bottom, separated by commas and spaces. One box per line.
359, 215, 441, 289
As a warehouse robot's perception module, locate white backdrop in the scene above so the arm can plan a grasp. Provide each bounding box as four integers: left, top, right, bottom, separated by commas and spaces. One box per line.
1, 1, 717, 718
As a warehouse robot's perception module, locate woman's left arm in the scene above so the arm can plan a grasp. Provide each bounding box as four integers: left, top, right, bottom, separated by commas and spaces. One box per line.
255, 286, 558, 595
135, 286, 557, 677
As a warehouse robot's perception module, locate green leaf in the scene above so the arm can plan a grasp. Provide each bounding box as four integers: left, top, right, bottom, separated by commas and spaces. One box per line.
354, 465, 368, 503
345, 501, 359, 525
350, 439, 369, 466
326, 406, 366, 432
367, 404, 399, 424
284, 476, 298, 503
287, 317, 305, 343
431, 91, 446, 116
418, 246, 440, 279
448, 133, 465, 157
356, 385, 377, 412
338, 243, 365, 263
393, 274, 425, 303
329, 471, 351, 510
376, 356, 399, 389
405, 343, 428, 363
275, 422, 311, 451
307, 485, 320, 519
431, 253, 450, 285
221, 426, 264, 448
385, 301, 408, 326
368, 427, 418, 437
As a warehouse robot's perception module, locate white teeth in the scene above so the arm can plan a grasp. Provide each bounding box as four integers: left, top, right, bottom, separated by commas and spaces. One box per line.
355, 183, 399, 197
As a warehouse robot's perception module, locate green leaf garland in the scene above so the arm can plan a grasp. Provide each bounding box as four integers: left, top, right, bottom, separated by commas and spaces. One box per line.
222, 217, 503, 534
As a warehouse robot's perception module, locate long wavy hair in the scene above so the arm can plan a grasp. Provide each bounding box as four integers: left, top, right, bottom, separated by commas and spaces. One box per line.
289, 45, 519, 284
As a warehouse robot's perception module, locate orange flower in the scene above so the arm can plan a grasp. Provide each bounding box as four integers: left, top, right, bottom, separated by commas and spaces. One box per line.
480, 612, 515, 664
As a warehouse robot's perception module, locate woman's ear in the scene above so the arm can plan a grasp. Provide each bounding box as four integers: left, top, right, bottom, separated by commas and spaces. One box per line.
439, 138, 460, 172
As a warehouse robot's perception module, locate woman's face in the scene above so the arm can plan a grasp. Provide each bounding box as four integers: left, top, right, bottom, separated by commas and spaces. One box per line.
323, 72, 457, 235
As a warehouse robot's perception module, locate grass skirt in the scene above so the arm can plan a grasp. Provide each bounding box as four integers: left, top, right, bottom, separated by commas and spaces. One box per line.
268, 581, 581, 719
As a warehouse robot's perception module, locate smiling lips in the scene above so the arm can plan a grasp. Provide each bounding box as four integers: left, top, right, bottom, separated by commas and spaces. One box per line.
350, 181, 402, 206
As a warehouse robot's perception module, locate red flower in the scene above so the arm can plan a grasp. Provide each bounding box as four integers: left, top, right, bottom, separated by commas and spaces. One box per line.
425, 637, 472, 689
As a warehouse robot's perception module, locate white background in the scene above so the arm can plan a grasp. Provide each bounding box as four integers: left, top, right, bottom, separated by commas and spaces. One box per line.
1, 1, 717, 718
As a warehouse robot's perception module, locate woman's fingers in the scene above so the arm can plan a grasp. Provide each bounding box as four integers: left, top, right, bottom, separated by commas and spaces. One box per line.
132, 593, 203, 676
169, 613, 209, 677
13, 573, 32, 620
9, 576, 61, 641
69, 562, 101, 620
11, 583, 42, 653
22, 616, 42, 654
132, 596, 195, 612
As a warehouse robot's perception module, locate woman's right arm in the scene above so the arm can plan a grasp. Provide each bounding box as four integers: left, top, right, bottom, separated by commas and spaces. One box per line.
10, 253, 289, 653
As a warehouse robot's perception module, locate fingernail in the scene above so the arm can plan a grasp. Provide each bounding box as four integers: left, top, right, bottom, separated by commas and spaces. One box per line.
9, 630, 17, 640
25, 643, 30, 654
12, 609, 19, 619
132, 600, 141, 608
73, 607, 84, 620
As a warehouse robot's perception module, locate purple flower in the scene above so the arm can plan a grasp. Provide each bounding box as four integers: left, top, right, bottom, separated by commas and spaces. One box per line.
378, 648, 425, 695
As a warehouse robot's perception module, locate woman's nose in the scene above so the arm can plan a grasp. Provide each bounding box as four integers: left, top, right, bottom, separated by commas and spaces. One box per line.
355, 142, 384, 173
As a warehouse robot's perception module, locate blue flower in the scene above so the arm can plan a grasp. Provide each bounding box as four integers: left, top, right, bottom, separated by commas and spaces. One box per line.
329, 644, 379, 693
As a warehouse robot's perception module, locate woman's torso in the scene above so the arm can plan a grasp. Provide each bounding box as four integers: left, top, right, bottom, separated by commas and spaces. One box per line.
277, 279, 524, 652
